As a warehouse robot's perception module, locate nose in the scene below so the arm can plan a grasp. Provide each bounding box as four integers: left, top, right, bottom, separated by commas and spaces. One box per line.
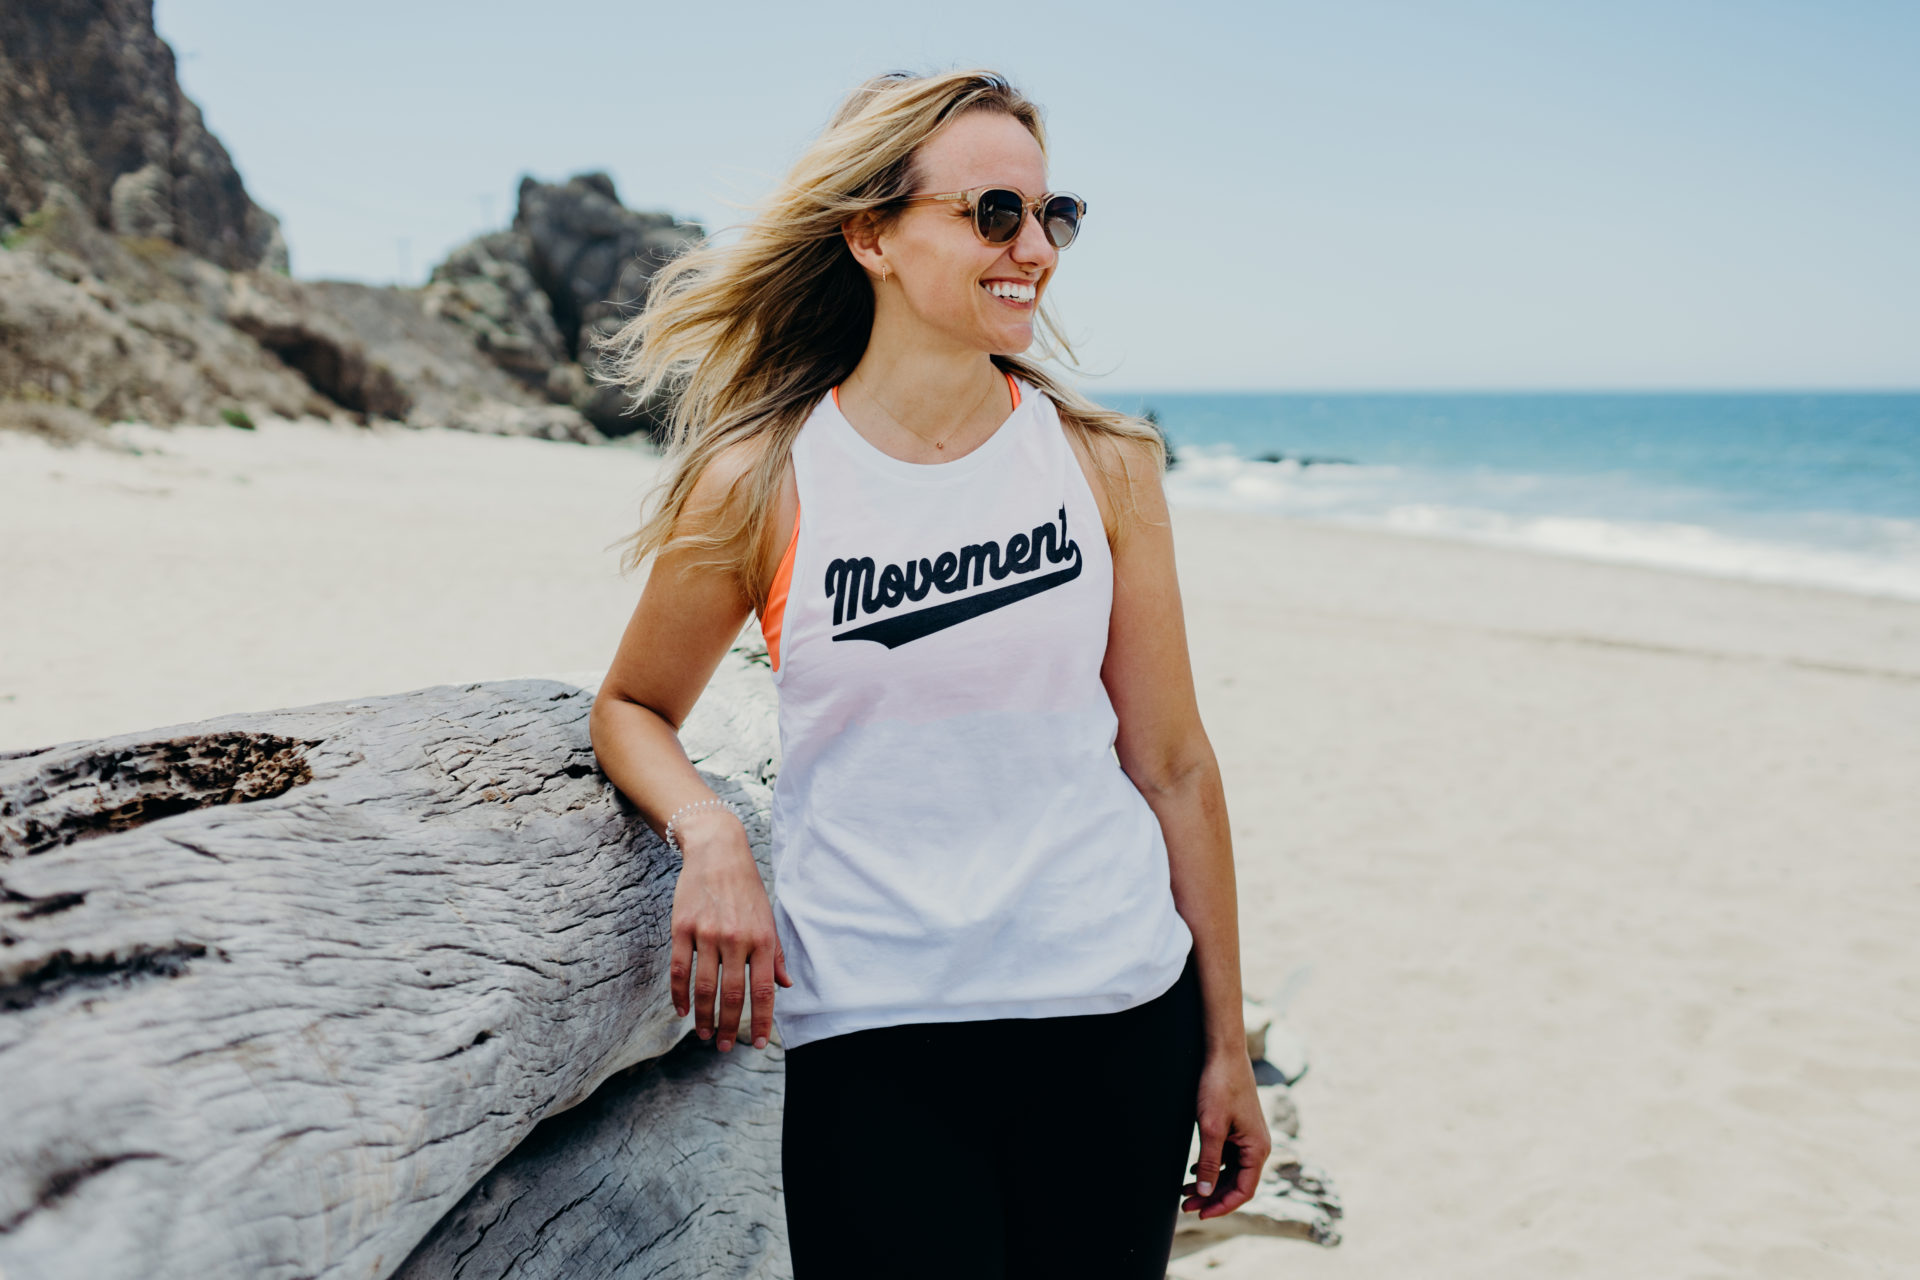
1008, 202, 1058, 272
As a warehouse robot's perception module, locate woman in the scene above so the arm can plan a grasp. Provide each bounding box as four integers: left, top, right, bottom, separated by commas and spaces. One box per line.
587, 68, 1269, 1277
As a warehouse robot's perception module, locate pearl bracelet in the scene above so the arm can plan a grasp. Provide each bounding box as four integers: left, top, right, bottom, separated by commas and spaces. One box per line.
663, 797, 737, 855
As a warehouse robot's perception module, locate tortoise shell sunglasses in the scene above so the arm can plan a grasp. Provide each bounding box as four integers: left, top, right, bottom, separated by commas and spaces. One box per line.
892, 186, 1088, 249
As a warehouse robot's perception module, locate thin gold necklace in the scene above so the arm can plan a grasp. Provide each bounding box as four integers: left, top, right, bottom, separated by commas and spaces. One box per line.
850, 369, 999, 453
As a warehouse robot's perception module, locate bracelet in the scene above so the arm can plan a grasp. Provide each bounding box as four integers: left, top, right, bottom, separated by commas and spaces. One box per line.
663, 797, 736, 855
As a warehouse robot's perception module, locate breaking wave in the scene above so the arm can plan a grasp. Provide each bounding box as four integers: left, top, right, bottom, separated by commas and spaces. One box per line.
1162, 446, 1920, 601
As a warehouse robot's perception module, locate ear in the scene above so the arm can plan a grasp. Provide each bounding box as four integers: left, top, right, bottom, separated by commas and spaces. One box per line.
841, 209, 890, 280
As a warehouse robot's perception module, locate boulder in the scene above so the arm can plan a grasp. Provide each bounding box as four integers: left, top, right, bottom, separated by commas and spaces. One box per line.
422, 230, 571, 392
519, 172, 701, 437
425, 173, 701, 438
514, 172, 700, 361
224, 271, 413, 420
296, 277, 602, 439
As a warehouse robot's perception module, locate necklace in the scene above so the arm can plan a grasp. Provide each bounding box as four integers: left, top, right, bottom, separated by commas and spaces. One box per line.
849, 369, 999, 454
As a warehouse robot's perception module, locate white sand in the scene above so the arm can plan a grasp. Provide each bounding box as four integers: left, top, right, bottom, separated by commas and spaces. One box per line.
1, 418, 670, 749
1169, 514, 1919, 1278
4, 420, 1917, 1277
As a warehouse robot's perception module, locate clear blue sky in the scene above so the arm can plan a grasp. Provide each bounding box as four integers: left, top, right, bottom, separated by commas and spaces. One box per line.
155, 0, 1918, 390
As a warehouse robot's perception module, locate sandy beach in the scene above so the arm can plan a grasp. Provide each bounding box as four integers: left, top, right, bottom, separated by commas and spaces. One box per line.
4, 418, 1916, 1278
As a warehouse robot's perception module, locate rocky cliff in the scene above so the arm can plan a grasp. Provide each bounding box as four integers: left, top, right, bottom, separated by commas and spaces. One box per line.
0, 2, 697, 444
0, 0, 285, 272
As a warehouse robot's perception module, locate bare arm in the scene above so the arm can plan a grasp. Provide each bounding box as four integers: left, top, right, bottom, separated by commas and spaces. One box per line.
1067, 428, 1271, 1217
588, 442, 798, 1052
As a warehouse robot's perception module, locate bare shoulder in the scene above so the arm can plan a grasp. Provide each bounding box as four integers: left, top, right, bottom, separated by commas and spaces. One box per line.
676, 433, 797, 603
680, 436, 769, 519
1055, 410, 1169, 547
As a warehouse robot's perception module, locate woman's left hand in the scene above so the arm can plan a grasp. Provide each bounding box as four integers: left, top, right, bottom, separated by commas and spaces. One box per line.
1181, 1047, 1272, 1218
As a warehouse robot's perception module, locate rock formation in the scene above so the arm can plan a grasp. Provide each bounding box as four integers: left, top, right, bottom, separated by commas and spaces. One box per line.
0, 186, 603, 441
0, 653, 787, 1279
0, 2, 694, 443
421, 231, 572, 394
424, 172, 701, 437
0, 0, 286, 273
0, 189, 338, 430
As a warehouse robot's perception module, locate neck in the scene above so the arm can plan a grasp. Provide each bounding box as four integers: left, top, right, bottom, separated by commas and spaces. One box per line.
847, 311, 1005, 437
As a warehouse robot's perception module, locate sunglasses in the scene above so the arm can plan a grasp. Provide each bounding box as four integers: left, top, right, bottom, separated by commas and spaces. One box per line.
894, 186, 1088, 249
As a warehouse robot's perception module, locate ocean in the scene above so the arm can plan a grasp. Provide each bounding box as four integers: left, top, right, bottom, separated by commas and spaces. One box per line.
1089, 391, 1920, 602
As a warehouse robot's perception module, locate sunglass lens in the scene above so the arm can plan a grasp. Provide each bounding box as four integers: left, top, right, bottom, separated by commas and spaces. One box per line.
1042, 195, 1082, 249
976, 189, 1025, 244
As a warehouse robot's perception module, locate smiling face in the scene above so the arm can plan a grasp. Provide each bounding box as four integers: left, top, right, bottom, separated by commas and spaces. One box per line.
859, 109, 1059, 357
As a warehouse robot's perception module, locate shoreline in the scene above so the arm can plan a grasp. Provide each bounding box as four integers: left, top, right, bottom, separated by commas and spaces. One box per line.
1157, 448, 1920, 607
4, 414, 1914, 743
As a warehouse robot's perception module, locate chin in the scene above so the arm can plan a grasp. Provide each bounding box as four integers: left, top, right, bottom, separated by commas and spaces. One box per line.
986, 326, 1035, 356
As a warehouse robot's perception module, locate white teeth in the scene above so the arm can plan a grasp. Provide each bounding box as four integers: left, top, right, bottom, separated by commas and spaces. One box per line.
985, 281, 1035, 302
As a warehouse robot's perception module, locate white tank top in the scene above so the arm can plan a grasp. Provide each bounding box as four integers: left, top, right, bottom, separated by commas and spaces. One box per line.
757, 370, 1195, 1050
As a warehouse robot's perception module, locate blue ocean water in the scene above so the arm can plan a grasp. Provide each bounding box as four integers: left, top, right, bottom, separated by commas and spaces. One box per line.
1089, 392, 1920, 601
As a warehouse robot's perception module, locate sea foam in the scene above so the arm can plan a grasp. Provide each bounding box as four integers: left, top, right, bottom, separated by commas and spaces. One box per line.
1163, 446, 1920, 601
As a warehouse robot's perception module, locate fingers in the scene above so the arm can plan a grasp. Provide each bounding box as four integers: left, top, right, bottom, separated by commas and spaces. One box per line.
714, 938, 746, 1051
1190, 1129, 1226, 1199
1228, 1138, 1263, 1205
748, 941, 778, 1050
689, 930, 784, 1052
670, 926, 693, 1019
670, 861, 785, 1050
690, 940, 718, 1042
1182, 1129, 1270, 1218
1182, 1150, 1233, 1217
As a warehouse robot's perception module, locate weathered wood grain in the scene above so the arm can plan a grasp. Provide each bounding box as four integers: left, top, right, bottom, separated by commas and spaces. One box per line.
392, 1031, 789, 1280
0, 651, 778, 1280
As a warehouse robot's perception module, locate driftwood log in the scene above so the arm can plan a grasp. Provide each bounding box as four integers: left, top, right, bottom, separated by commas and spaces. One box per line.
0, 650, 784, 1280
391, 1032, 787, 1280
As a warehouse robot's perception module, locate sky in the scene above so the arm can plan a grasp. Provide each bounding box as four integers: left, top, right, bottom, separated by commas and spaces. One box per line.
154, 0, 1919, 391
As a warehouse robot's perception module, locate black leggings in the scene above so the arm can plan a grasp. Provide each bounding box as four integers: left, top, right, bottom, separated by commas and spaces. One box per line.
781, 947, 1205, 1279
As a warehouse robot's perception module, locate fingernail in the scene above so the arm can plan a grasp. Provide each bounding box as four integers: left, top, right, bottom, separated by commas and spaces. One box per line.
1197, 1181, 1213, 1196
698, 1028, 711, 1039
754, 1035, 768, 1049
718, 1039, 732, 1050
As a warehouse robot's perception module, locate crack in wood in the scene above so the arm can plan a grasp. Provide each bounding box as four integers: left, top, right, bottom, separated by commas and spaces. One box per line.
0, 941, 210, 1012
0, 1151, 169, 1234
0, 732, 319, 858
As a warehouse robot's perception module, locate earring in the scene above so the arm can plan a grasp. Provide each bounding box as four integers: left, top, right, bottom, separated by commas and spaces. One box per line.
879, 265, 889, 282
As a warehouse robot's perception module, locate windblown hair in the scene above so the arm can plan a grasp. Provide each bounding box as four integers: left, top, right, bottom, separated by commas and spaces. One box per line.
594, 68, 1166, 613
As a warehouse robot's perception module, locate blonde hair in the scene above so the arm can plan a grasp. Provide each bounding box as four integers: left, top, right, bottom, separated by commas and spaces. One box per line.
594, 68, 1166, 613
